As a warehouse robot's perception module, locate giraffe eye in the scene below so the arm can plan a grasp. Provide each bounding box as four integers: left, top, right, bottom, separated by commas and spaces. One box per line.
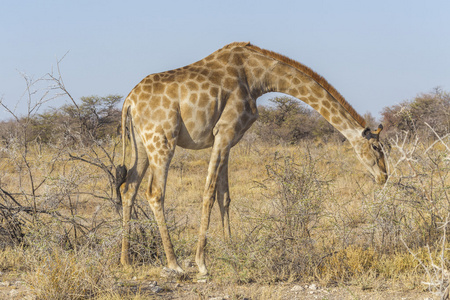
371, 144, 380, 152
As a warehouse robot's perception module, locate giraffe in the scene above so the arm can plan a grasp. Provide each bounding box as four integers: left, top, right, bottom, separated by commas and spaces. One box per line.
117, 42, 387, 277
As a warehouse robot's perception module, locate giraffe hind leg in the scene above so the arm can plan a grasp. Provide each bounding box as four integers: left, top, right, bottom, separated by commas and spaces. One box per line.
143, 130, 183, 273
120, 124, 149, 266
216, 162, 231, 240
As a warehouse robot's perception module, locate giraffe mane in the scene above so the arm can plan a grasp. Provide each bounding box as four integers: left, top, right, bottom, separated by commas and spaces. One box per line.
224, 42, 367, 128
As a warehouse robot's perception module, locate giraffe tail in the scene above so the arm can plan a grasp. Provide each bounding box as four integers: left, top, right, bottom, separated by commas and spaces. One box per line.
115, 102, 130, 207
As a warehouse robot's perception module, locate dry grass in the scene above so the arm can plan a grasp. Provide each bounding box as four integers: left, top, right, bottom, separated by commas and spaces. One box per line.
1, 128, 449, 298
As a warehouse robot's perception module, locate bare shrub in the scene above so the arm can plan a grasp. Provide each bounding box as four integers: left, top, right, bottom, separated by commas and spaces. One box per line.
210, 144, 332, 283
363, 125, 450, 253
26, 247, 116, 299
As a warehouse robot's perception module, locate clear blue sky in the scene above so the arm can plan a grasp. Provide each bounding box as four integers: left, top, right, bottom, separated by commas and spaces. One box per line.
1, 0, 449, 121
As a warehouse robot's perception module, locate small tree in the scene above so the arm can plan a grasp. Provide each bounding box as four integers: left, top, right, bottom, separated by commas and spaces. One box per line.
256, 96, 339, 144
381, 88, 450, 140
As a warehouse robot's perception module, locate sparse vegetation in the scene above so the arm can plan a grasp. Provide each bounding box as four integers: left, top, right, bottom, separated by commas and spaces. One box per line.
1, 74, 450, 298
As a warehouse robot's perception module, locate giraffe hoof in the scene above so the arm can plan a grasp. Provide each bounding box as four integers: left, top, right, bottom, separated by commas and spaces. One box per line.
160, 267, 185, 279
196, 273, 209, 283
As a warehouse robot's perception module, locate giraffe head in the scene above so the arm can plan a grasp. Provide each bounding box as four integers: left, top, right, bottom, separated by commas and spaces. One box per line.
353, 124, 388, 184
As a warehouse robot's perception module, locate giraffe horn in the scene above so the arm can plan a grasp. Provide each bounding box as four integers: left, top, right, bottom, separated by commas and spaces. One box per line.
371, 124, 383, 136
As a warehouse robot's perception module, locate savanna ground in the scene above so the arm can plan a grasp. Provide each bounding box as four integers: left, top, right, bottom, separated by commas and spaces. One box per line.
1, 124, 449, 299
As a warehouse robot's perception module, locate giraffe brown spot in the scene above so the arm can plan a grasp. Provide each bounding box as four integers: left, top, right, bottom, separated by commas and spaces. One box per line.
168, 110, 177, 120
181, 103, 193, 119
185, 120, 195, 131
186, 81, 199, 91
226, 67, 239, 78
144, 132, 152, 141
134, 85, 142, 94
224, 77, 236, 91
217, 53, 230, 63
166, 83, 179, 99
142, 84, 152, 94
137, 102, 146, 112
200, 69, 209, 77
143, 108, 151, 118
222, 109, 237, 123
230, 54, 242, 66
331, 116, 342, 125
197, 75, 206, 83
252, 67, 264, 78
149, 96, 161, 110
320, 107, 330, 120
210, 87, 219, 97
210, 71, 224, 85
278, 78, 289, 90
201, 83, 209, 90
205, 55, 215, 62
199, 93, 210, 108
180, 85, 189, 99
153, 82, 165, 94
323, 100, 331, 109
153, 74, 160, 81
206, 61, 222, 69
247, 58, 258, 67
290, 88, 299, 96
163, 121, 171, 130
298, 85, 309, 96
189, 94, 198, 105
235, 101, 244, 113
293, 77, 301, 85
144, 123, 155, 131
162, 96, 171, 109
153, 109, 166, 121
261, 59, 273, 69
310, 84, 324, 97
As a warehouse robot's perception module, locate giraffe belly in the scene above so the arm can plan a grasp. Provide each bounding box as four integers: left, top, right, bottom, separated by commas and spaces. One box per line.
176, 122, 214, 150
176, 96, 219, 149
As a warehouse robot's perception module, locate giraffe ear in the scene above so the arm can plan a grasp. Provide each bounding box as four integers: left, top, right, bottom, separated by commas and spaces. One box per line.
363, 124, 383, 140
362, 127, 372, 139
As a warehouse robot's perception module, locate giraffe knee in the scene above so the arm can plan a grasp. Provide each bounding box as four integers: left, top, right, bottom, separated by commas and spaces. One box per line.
146, 186, 163, 208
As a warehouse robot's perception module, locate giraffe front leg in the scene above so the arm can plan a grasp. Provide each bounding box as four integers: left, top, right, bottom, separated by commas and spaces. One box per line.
196, 137, 231, 277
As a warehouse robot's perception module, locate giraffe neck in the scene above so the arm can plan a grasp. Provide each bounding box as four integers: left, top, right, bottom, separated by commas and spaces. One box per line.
241, 50, 365, 143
